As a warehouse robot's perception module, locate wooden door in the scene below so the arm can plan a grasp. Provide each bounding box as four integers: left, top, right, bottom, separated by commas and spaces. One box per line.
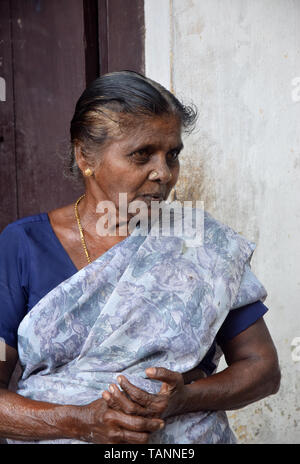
0, 0, 144, 231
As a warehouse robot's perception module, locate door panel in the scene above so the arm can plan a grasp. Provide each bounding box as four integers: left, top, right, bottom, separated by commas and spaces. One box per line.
0, 0, 18, 230
99, 0, 145, 74
11, 0, 86, 218
0, 0, 145, 231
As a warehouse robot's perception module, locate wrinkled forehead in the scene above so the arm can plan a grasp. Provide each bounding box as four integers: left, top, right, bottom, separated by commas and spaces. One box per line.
115, 113, 183, 152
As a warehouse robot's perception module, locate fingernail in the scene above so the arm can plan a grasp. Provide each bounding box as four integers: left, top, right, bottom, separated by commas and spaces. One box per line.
109, 384, 115, 393
102, 391, 110, 401
146, 368, 156, 376
159, 422, 165, 429
117, 376, 122, 384
154, 421, 163, 429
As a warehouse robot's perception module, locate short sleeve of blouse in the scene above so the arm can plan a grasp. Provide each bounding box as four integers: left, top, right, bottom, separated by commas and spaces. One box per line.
0, 224, 29, 349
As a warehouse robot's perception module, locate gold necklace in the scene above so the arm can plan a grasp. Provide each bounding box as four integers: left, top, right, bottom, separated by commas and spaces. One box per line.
74, 194, 92, 265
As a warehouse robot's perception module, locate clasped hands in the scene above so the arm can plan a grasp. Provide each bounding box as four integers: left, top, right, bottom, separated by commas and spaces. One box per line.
81, 366, 205, 444
81, 367, 186, 444
103, 367, 185, 422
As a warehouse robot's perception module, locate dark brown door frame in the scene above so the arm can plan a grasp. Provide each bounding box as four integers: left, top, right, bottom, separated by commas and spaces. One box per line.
84, 0, 145, 84
97, 0, 145, 77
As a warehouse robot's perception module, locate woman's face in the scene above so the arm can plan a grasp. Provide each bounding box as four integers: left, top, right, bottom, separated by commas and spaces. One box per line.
85, 113, 183, 217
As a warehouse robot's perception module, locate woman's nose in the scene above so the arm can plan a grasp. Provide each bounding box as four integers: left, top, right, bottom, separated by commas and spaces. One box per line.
148, 160, 172, 183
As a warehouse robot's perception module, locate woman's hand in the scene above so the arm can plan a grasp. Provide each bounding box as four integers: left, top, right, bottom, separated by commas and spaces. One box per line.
102, 367, 187, 420
101, 319, 281, 428
77, 397, 164, 444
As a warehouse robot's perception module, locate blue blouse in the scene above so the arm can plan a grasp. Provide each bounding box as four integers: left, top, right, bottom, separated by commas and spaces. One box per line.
0, 213, 268, 374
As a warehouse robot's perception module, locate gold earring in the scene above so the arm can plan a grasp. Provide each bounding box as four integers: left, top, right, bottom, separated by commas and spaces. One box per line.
84, 168, 93, 177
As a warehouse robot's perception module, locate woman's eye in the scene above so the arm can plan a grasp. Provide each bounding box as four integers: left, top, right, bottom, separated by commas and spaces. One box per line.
130, 150, 149, 162
167, 150, 180, 162
129, 149, 180, 164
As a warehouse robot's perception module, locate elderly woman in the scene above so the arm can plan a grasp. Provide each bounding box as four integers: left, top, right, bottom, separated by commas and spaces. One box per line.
0, 71, 280, 444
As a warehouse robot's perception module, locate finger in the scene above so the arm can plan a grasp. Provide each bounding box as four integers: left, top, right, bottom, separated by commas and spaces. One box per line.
117, 375, 154, 407
145, 367, 182, 387
108, 383, 151, 417
102, 390, 111, 401
114, 428, 150, 445
102, 389, 122, 411
117, 375, 169, 416
103, 409, 164, 433
103, 426, 150, 445
122, 430, 150, 445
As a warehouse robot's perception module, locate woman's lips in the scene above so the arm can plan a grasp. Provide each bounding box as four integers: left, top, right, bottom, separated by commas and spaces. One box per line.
139, 194, 165, 203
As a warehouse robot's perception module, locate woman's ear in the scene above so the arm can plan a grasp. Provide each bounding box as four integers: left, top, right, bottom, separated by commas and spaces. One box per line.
74, 143, 89, 174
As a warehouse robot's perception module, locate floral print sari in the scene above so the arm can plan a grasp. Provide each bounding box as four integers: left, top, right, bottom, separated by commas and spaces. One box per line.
10, 209, 267, 444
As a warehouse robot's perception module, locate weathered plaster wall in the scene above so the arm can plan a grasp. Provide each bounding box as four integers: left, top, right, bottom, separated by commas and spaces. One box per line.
145, 0, 300, 443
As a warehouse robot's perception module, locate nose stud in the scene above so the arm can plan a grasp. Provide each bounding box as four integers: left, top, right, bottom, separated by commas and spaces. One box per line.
148, 171, 172, 180
148, 170, 159, 180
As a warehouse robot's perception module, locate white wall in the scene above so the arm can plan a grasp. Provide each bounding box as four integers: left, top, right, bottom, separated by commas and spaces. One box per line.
145, 0, 300, 444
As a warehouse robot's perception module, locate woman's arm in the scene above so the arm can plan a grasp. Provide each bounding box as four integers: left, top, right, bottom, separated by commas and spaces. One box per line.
103, 317, 281, 418
0, 344, 163, 443
176, 316, 281, 413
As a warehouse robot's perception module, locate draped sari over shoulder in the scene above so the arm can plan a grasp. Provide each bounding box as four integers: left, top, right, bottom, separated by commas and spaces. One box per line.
10, 208, 267, 444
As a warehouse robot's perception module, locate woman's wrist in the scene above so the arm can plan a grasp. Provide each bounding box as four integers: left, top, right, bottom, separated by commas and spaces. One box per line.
163, 378, 212, 418
56, 402, 103, 442
162, 384, 192, 419
52, 404, 87, 441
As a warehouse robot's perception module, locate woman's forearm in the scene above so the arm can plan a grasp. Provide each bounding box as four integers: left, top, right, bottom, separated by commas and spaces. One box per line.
0, 388, 163, 443
170, 357, 280, 418
0, 388, 80, 441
